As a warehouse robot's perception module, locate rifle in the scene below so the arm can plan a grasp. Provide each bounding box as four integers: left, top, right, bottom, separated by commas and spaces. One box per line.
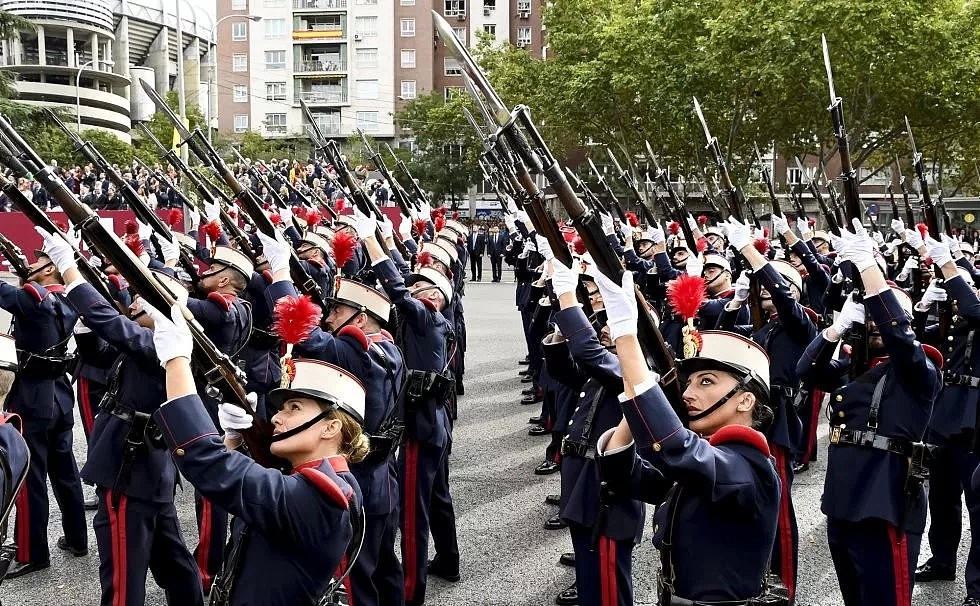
357, 129, 415, 221
0, 229, 29, 282
605, 148, 656, 225
647, 154, 699, 252
433, 10, 683, 419
692, 98, 742, 222
797, 156, 840, 235
755, 143, 786, 249
383, 143, 429, 210
585, 157, 625, 221
49, 110, 200, 283
896, 157, 916, 228
138, 80, 329, 310
0, 116, 287, 470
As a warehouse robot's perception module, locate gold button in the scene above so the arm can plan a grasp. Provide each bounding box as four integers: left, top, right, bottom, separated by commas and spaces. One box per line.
652, 442, 662, 452
174, 448, 186, 457
837, 411, 845, 418
891, 320, 898, 326
835, 395, 843, 402
654, 524, 660, 533
948, 336, 955, 342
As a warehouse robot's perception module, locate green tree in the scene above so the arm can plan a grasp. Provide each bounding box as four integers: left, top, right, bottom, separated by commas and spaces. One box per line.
135, 90, 206, 161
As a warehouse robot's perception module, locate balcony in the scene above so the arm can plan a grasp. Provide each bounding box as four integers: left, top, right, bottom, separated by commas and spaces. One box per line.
294, 58, 346, 74
293, 18, 346, 41
313, 120, 341, 135
293, 0, 347, 9
296, 89, 347, 105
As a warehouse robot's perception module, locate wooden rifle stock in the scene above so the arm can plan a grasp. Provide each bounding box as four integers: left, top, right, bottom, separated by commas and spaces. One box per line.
0, 229, 30, 281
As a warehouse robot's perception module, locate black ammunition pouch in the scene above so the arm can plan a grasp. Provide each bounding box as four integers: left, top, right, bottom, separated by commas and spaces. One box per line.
17, 349, 76, 380
246, 327, 280, 351
362, 423, 404, 467
560, 438, 596, 460
404, 369, 454, 404
944, 372, 980, 388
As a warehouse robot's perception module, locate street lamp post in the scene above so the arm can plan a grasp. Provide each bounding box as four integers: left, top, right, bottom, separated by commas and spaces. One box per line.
208, 14, 262, 143
76, 58, 115, 132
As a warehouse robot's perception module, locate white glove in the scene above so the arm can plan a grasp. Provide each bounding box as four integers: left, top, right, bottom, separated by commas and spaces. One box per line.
837, 219, 877, 272
534, 234, 554, 261
872, 231, 885, 247
379, 215, 394, 239
772, 214, 790, 236
831, 296, 866, 335
686, 215, 698, 231
504, 196, 518, 214
943, 234, 962, 260
924, 235, 952, 267
797, 218, 813, 240
204, 200, 220, 222
685, 254, 703, 278
591, 269, 638, 340
649, 225, 665, 245
353, 211, 377, 240
896, 256, 918, 281
65, 221, 82, 250
515, 209, 531, 227
725, 218, 752, 252
504, 214, 517, 232
136, 220, 152, 240
257, 229, 291, 273
733, 272, 751, 303
890, 218, 905, 235
188, 205, 201, 231
218, 402, 254, 440
279, 204, 293, 224
35, 227, 75, 274
904, 227, 924, 250
398, 215, 412, 240
549, 258, 579, 297
157, 234, 179, 264
917, 280, 948, 311
600, 213, 615, 236
421, 202, 433, 219
620, 221, 634, 241
142, 301, 193, 367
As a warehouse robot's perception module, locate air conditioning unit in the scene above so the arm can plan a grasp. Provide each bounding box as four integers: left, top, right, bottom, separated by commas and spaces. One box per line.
518, 10, 529, 18
516, 41, 527, 48
353, 33, 362, 41
483, 7, 491, 15
455, 11, 466, 20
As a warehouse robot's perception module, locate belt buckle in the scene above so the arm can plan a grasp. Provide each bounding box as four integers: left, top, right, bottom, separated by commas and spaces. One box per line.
830, 424, 845, 445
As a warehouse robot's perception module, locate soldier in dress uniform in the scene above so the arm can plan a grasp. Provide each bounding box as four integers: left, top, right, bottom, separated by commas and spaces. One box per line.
356, 212, 455, 606
38, 231, 204, 605
1, 246, 87, 578
0, 333, 30, 585
142, 301, 366, 606
797, 219, 942, 606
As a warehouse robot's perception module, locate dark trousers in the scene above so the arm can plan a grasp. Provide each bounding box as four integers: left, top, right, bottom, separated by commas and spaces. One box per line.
770, 445, 798, 600
925, 437, 980, 597
399, 438, 449, 606
490, 255, 502, 281
470, 255, 483, 281
429, 447, 459, 567
193, 491, 227, 594
796, 389, 824, 465
350, 508, 405, 606
76, 376, 105, 440
568, 522, 634, 606
14, 409, 87, 564
827, 518, 920, 606
93, 487, 204, 606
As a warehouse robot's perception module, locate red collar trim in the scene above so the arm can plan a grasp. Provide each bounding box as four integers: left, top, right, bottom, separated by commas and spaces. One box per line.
326, 455, 350, 474
708, 425, 771, 457
293, 457, 325, 472
45, 284, 66, 293
870, 356, 890, 368
714, 288, 735, 299
367, 331, 393, 343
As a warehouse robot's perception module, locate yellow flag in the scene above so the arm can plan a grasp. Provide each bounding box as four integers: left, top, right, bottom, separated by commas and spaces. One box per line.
171, 117, 189, 151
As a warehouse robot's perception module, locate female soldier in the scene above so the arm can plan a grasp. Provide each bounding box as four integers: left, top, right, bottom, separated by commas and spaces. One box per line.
142, 301, 368, 606
589, 267, 782, 604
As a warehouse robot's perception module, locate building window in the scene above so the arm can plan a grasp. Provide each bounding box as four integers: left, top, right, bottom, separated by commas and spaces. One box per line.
786, 166, 814, 185
355, 0, 378, 4
355, 47, 378, 68
265, 50, 287, 70
445, 0, 465, 17
483, 0, 495, 8
265, 113, 287, 134
517, 26, 531, 45
452, 27, 466, 45
233, 85, 248, 102
232, 53, 248, 72
356, 111, 380, 133
444, 86, 464, 100
355, 16, 378, 37
232, 0, 247, 9
264, 19, 286, 39
400, 49, 416, 68
265, 82, 287, 101
516, 0, 530, 11
263, 0, 285, 6
234, 114, 248, 133
356, 79, 379, 100
483, 24, 496, 36
400, 18, 415, 37
444, 57, 462, 76
400, 80, 417, 99
231, 22, 247, 41
400, 0, 415, 4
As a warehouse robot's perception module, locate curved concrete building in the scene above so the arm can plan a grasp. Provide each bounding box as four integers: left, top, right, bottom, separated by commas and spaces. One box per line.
0, 0, 214, 142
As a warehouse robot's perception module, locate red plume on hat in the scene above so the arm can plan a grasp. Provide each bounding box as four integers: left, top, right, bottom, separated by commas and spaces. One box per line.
452, 210, 460, 220
124, 233, 144, 257
432, 206, 447, 218
698, 214, 709, 226
412, 219, 429, 238
202, 220, 222, 243
668, 221, 680, 235
306, 210, 323, 228
753, 237, 770, 255
562, 228, 576, 244
417, 250, 432, 267
696, 237, 708, 253
333, 231, 358, 267
625, 212, 639, 227
572, 236, 587, 256
434, 215, 446, 232
293, 206, 309, 222
667, 274, 706, 321
917, 222, 928, 239
272, 294, 323, 346
270, 213, 283, 227
124, 219, 139, 235
807, 217, 816, 228
167, 209, 184, 229
334, 198, 346, 212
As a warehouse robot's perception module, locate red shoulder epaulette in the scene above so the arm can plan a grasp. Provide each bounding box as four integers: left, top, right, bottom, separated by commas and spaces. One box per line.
207, 292, 235, 312
708, 425, 771, 457
23, 283, 43, 302
261, 269, 274, 284
337, 325, 369, 351
802, 306, 820, 323
296, 467, 350, 510
921, 344, 944, 370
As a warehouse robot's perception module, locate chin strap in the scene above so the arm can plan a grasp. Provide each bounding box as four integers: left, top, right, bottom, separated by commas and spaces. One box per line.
687, 375, 752, 422
270, 409, 331, 443
703, 270, 726, 292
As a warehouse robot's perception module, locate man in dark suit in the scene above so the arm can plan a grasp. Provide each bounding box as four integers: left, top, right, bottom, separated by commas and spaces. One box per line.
467, 225, 487, 282
489, 225, 507, 282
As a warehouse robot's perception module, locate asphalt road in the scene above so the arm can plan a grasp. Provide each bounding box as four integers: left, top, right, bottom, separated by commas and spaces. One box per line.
0, 277, 971, 605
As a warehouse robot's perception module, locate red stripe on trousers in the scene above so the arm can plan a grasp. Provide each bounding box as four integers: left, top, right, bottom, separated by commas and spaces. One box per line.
774, 447, 795, 599
78, 377, 95, 437
403, 440, 418, 602
108, 490, 129, 606
15, 485, 28, 562
599, 536, 617, 606
804, 390, 823, 464
339, 555, 354, 606
888, 524, 911, 606
198, 499, 213, 589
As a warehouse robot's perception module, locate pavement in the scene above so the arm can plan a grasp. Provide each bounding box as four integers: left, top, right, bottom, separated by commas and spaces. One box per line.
0, 276, 972, 605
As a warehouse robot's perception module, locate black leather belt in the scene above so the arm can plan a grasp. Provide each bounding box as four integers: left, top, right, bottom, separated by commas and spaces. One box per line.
829, 425, 913, 457
560, 437, 596, 460
247, 327, 280, 350
945, 373, 980, 388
